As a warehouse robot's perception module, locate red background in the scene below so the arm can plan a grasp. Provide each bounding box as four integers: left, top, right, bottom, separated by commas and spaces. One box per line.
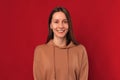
0, 0, 120, 80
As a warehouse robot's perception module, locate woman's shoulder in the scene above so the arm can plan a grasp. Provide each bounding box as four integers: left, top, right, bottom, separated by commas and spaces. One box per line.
74, 44, 87, 55
34, 44, 47, 52
75, 44, 86, 50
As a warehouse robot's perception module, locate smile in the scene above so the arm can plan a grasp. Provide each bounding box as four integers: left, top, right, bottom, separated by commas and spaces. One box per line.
56, 29, 65, 33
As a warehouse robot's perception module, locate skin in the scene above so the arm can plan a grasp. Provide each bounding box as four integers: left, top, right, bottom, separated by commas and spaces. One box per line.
50, 12, 69, 47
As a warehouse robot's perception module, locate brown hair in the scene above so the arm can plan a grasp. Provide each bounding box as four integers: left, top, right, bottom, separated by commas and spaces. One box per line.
46, 6, 79, 45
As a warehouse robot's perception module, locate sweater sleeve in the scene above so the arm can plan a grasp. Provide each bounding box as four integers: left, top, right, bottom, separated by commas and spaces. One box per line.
33, 46, 41, 80
79, 45, 89, 80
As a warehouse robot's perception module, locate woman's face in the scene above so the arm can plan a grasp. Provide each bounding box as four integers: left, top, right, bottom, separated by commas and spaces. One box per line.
50, 12, 69, 39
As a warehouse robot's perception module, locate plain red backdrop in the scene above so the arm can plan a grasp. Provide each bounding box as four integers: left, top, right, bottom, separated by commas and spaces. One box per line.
0, 0, 120, 80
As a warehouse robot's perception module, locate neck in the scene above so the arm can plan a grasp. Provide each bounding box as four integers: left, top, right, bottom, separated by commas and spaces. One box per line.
53, 37, 66, 47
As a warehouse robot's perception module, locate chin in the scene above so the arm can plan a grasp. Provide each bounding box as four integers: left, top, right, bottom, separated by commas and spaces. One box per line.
56, 34, 66, 38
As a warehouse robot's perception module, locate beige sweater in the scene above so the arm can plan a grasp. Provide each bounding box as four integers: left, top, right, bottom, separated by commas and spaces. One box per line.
33, 40, 88, 80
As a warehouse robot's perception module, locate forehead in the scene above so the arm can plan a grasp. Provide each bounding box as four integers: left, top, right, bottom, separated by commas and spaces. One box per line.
52, 12, 67, 20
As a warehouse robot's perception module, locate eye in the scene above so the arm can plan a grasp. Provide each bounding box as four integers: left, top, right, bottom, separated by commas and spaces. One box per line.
54, 21, 58, 23
63, 20, 68, 24
54, 20, 59, 23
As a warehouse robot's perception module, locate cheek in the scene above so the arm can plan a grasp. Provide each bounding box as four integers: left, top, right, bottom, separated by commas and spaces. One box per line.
51, 23, 57, 29
65, 25, 69, 30
51, 25, 57, 32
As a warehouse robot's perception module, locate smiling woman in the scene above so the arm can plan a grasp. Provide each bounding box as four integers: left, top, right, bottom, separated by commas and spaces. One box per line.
50, 11, 69, 47
50, 12, 68, 39
33, 7, 89, 80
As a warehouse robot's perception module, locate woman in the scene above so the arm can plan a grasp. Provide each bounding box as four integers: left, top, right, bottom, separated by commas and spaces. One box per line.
33, 7, 88, 80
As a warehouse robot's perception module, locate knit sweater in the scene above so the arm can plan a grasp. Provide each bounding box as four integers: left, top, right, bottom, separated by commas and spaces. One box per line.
33, 40, 88, 80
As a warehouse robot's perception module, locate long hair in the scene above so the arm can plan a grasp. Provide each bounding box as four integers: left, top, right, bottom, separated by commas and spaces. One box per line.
46, 6, 79, 45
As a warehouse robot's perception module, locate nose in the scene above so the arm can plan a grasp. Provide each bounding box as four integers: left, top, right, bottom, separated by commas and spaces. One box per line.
58, 22, 64, 28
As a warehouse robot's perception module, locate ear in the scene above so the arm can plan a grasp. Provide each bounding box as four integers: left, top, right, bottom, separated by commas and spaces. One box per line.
50, 24, 53, 29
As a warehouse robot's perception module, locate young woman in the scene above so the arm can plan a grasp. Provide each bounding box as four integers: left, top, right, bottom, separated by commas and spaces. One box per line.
33, 7, 89, 80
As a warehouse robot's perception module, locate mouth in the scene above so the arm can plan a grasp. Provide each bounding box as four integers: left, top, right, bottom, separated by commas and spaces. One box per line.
56, 29, 65, 33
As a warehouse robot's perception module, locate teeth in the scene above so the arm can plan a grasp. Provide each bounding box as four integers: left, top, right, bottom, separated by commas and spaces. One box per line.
57, 30, 64, 32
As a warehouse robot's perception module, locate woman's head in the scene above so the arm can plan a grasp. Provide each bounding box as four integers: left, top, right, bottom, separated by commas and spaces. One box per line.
46, 7, 79, 45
